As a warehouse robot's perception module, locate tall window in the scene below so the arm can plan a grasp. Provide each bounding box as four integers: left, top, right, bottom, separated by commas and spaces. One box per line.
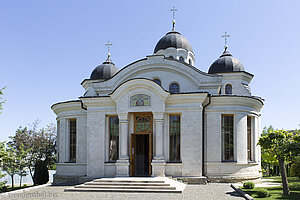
169, 115, 181, 162
225, 84, 232, 94
179, 56, 184, 62
222, 115, 234, 161
69, 119, 76, 162
153, 78, 161, 86
109, 116, 119, 161
169, 83, 180, 93
247, 116, 253, 161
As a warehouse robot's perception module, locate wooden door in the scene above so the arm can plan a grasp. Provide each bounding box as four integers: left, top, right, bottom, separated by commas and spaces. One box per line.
130, 133, 135, 176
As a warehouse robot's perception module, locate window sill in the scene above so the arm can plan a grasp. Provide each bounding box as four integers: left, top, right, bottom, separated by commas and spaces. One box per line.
166, 161, 182, 164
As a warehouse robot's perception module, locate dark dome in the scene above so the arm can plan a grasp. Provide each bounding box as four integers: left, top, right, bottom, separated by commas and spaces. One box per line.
154, 31, 193, 53
90, 54, 118, 80
208, 48, 244, 74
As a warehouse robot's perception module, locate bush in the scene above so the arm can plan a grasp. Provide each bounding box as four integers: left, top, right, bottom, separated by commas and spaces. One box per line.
290, 163, 300, 178
243, 181, 255, 189
33, 160, 49, 185
257, 188, 269, 198
23, 184, 27, 187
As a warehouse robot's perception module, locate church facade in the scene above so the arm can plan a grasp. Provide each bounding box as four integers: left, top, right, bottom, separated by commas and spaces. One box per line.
52, 26, 264, 184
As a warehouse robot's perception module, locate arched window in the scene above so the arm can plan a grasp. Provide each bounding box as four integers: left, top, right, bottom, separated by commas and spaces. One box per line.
189, 59, 192, 65
169, 56, 174, 59
153, 78, 161, 86
169, 83, 180, 93
225, 84, 232, 94
179, 56, 184, 62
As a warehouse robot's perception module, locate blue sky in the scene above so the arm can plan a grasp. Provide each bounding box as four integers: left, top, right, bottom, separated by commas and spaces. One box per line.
0, 0, 299, 141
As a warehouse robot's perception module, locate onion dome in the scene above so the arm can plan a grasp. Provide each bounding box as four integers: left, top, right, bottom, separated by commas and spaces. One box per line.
208, 46, 244, 74
154, 31, 193, 53
90, 53, 118, 80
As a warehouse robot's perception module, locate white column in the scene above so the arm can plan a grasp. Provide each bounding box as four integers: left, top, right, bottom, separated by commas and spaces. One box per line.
116, 113, 130, 176
152, 112, 166, 177
153, 112, 165, 160
235, 113, 248, 164
118, 113, 129, 160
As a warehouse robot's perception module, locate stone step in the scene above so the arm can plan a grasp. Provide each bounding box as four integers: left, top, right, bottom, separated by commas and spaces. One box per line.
65, 187, 182, 193
64, 177, 186, 193
93, 179, 165, 183
75, 185, 176, 190
84, 182, 170, 186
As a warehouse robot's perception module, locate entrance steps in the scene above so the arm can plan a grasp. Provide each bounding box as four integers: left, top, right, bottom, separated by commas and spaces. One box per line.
65, 177, 186, 193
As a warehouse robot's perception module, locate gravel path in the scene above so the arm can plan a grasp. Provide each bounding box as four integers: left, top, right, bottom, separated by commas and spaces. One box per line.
0, 183, 243, 200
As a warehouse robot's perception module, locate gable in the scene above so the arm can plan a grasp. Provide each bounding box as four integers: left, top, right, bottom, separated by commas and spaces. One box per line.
82, 55, 222, 96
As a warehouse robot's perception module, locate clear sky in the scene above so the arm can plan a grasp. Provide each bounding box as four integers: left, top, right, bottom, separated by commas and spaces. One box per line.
0, 0, 299, 141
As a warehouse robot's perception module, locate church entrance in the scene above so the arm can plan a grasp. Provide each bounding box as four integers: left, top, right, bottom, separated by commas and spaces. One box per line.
130, 113, 153, 177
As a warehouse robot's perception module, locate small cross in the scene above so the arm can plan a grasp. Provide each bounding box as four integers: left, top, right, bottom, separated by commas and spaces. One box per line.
222, 32, 230, 47
105, 41, 113, 54
170, 6, 177, 21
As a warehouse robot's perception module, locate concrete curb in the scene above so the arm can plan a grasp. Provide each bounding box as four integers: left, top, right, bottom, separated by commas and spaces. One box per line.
0, 182, 52, 197
231, 184, 254, 200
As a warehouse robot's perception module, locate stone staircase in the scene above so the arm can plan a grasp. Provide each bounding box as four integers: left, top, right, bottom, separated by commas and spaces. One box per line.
65, 177, 186, 193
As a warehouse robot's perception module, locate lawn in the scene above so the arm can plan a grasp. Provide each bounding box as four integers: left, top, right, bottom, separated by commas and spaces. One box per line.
1, 184, 34, 193
242, 177, 300, 199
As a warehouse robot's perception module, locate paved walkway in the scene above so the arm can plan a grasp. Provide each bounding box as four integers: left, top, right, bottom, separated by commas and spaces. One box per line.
0, 183, 244, 200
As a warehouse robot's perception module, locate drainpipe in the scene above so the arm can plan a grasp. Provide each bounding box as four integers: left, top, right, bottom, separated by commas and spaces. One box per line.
202, 94, 211, 177
81, 101, 87, 110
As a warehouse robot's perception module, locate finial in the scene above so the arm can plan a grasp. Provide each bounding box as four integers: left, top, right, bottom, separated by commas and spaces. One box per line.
170, 6, 177, 31
105, 40, 113, 56
222, 32, 230, 50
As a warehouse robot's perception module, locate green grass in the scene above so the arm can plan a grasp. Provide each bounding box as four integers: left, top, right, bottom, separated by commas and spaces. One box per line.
1, 184, 34, 193
242, 177, 300, 199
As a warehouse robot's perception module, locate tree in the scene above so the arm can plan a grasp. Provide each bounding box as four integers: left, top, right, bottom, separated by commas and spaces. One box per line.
8, 122, 56, 185
258, 130, 298, 195
1, 143, 20, 189
0, 87, 5, 113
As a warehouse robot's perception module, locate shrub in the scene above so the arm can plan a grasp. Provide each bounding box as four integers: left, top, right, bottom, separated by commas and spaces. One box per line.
23, 184, 27, 187
290, 163, 300, 178
257, 188, 269, 198
243, 181, 255, 189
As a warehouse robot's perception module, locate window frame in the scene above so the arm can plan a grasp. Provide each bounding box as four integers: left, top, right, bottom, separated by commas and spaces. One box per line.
169, 82, 180, 93
221, 114, 234, 162
153, 78, 161, 86
169, 114, 181, 162
225, 84, 232, 94
109, 116, 119, 162
69, 118, 77, 163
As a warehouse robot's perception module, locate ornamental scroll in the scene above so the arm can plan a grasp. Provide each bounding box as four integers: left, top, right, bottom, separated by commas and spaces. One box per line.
130, 94, 151, 106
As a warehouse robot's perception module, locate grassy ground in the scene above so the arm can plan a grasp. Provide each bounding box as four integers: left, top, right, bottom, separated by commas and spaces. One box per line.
242, 177, 300, 199
1, 184, 34, 193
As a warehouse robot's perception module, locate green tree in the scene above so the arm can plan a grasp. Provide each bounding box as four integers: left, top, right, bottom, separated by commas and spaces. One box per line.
0, 87, 5, 113
9, 122, 56, 185
258, 130, 296, 195
1, 143, 20, 189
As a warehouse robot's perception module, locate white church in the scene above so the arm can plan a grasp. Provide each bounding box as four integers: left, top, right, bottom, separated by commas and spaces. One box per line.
52, 18, 264, 185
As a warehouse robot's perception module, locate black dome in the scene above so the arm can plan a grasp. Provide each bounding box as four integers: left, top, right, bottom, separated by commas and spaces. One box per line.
208, 48, 244, 74
90, 55, 118, 80
154, 31, 193, 53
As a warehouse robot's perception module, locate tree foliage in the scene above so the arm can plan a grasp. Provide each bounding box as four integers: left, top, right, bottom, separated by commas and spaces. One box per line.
258, 129, 300, 195
7, 121, 56, 185
0, 87, 5, 113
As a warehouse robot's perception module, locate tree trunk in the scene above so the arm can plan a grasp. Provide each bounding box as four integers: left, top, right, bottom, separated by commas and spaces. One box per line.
278, 157, 290, 195
29, 167, 34, 185
11, 175, 14, 189
20, 174, 22, 187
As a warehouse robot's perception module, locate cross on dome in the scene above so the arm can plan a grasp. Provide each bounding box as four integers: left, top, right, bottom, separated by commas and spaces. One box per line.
222, 32, 230, 50
170, 6, 178, 31
105, 40, 113, 56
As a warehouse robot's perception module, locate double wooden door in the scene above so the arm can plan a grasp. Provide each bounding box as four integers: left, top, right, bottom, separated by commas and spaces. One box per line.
130, 113, 153, 177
